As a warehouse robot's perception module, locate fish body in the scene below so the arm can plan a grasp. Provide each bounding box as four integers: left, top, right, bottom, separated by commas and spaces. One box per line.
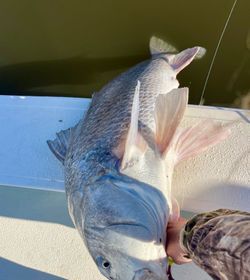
48, 37, 229, 280
181, 209, 250, 280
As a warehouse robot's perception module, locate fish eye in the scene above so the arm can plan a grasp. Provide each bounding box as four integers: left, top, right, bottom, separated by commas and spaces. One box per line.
96, 256, 111, 270
102, 260, 111, 269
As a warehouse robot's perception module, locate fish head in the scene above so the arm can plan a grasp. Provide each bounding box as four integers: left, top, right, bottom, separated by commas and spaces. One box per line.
87, 227, 168, 280
83, 173, 169, 280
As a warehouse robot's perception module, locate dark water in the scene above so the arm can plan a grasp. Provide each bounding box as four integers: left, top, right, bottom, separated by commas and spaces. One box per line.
0, 0, 249, 108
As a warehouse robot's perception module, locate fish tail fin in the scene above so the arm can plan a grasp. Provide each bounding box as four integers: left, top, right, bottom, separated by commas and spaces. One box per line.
47, 127, 74, 164
149, 36, 206, 73
149, 36, 178, 55
168, 47, 206, 74
172, 120, 231, 165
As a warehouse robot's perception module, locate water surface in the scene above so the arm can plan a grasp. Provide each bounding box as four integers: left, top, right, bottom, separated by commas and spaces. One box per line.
0, 1, 249, 108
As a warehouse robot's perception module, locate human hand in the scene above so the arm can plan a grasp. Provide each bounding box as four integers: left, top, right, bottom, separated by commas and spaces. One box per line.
166, 216, 192, 265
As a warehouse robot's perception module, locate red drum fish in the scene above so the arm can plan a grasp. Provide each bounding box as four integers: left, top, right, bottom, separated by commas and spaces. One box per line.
48, 37, 230, 280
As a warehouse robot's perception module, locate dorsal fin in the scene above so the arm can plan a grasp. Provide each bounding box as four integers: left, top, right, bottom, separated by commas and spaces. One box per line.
149, 36, 178, 55
47, 127, 74, 164
120, 81, 147, 170
154, 88, 188, 157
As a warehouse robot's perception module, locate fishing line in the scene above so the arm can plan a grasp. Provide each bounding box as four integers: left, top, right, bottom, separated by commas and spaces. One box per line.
199, 0, 238, 105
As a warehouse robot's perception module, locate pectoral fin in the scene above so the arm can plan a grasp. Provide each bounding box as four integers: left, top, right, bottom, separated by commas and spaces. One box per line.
47, 126, 75, 164
154, 87, 188, 157
149, 36, 178, 55
172, 120, 231, 164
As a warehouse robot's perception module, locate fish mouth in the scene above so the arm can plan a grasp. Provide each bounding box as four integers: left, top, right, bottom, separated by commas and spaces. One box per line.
106, 222, 150, 231
133, 268, 168, 280
133, 259, 168, 280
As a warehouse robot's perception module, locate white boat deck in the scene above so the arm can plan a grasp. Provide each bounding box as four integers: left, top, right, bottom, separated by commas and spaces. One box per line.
0, 95, 249, 279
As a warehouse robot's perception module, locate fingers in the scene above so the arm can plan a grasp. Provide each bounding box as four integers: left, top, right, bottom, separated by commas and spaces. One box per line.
166, 216, 192, 265
167, 248, 192, 264
168, 216, 186, 228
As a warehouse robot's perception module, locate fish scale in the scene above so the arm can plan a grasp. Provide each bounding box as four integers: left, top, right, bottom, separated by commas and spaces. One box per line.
70, 58, 174, 158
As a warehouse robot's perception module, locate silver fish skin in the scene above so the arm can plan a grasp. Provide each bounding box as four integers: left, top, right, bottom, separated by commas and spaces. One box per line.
48, 37, 228, 280
181, 209, 250, 280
